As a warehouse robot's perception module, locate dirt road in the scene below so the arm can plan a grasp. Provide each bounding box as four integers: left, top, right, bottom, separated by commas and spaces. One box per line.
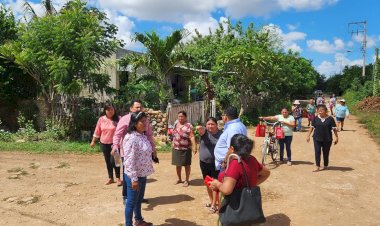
1, 115, 380, 226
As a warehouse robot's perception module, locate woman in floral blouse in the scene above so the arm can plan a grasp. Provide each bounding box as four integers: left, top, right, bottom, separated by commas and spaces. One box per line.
172, 111, 197, 187
123, 111, 154, 226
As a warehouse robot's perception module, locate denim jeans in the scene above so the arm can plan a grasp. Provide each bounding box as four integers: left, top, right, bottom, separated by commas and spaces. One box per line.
295, 117, 302, 131
125, 175, 147, 226
279, 136, 293, 162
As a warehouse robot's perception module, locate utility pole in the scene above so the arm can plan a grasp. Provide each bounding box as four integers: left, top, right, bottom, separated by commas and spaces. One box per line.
348, 20, 367, 77
374, 48, 379, 96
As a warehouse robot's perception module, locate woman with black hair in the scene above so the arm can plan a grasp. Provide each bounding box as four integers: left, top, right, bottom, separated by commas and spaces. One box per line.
196, 117, 222, 214
307, 104, 339, 172
91, 103, 121, 186
209, 134, 270, 196
123, 111, 154, 226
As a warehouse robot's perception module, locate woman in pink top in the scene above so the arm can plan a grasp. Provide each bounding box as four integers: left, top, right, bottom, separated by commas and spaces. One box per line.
91, 103, 121, 186
123, 111, 154, 226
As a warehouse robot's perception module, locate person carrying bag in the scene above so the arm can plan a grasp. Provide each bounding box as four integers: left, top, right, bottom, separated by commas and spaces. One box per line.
209, 134, 271, 226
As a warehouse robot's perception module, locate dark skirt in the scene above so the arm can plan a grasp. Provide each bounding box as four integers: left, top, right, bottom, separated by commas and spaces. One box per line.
172, 149, 192, 166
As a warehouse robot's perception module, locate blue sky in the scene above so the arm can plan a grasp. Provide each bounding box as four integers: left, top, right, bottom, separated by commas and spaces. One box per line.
4, 0, 380, 76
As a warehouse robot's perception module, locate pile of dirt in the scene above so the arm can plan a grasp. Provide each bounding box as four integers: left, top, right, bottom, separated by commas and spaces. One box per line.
356, 96, 380, 113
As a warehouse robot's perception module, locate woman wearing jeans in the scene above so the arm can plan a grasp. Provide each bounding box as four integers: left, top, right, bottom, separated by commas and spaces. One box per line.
260, 108, 295, 166
123, 111, 154, 226
307, 105, 339, 172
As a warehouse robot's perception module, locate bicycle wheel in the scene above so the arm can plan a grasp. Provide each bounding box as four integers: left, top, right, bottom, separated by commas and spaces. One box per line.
261, 141, 269, 165
271, 139, 280, 162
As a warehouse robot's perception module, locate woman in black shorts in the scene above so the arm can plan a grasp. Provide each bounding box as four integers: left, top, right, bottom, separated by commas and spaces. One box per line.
196, 117, 222, 214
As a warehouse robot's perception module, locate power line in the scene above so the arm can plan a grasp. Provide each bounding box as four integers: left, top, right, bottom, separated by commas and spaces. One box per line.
348, 20, 367, 77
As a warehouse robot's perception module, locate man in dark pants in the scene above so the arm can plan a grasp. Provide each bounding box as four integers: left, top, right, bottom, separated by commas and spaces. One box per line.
112, 100, 157, 204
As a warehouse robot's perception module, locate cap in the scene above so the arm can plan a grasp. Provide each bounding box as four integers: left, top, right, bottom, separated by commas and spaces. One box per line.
293, 100, 300, 105
340, 99, 346, 102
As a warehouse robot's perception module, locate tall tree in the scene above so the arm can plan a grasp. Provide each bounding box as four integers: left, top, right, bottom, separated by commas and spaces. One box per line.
0, 0, 121, 122
120, 30, 188, 110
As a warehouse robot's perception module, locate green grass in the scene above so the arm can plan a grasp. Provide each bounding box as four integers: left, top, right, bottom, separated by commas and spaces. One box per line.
350, 108, 380, 144
0, 141, 100, 154
0, 140, 173, 154
344, 93, 380, 144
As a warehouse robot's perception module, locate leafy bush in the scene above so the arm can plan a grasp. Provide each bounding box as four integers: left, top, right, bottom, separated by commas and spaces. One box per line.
240, 114, 255, 126
38, 119, 69, 141
0, 129, 13, 142
15, 112, 37, 141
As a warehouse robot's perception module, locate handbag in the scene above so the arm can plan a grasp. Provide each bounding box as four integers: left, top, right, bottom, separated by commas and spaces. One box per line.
219, 154, 266, 226
275, 126, 285, 139
255, 123, 266, 137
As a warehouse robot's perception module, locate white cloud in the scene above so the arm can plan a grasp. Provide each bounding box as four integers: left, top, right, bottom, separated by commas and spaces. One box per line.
184, 17, 219, 36
316, 53, 362, 76
278, 0, 339, 11
265, 24, 306, 52
353, 34, 378, 48
307, 39, 347, 54
334, 38, 345, 50
103, 9, 136, 48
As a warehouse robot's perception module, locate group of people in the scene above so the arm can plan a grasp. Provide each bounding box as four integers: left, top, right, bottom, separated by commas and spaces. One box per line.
260, 97, 349, 173
91, 100, 156, 226
89, 97, 349, 225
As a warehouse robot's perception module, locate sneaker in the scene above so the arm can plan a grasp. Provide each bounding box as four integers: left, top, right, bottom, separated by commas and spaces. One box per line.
287, 161, 292, 166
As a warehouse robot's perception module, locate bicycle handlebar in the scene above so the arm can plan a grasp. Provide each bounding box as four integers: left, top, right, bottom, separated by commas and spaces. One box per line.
260, 118, 282, 127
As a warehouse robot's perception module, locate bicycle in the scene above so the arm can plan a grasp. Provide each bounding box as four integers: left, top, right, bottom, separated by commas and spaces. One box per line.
259, 119, 282, 165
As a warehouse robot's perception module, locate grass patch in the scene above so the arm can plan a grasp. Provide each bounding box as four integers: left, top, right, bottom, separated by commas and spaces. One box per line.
0, 140, 172, 154
0, 141, 100, 154
350, 108, 380, 144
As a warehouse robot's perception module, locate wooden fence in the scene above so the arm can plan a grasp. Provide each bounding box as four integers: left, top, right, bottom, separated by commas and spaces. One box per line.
166, 100, 216, 126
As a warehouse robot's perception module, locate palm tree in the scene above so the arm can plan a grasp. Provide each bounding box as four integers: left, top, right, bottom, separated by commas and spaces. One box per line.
124, 30, 189, 110
23, 0, 56, 20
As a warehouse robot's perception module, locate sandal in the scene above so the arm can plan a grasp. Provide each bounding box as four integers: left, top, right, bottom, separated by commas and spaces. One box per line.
105, 179, 115, 185
174, 180, 183, 185
312, 167, 321, 172
204, 203, 212, 208
183, 181, 189, 187
209, 206, 218, 214
116, 179, 122, 186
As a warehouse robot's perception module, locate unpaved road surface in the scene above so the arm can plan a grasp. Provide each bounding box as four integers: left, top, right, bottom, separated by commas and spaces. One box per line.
1, 116, 380, 226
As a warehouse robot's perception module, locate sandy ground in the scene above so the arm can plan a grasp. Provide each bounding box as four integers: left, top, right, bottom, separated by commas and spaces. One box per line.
1, 115, 380, 226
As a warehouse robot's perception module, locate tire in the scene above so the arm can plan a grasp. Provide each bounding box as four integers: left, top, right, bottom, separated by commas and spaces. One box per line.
271, 139, 279, 162
261, 141, 269, 165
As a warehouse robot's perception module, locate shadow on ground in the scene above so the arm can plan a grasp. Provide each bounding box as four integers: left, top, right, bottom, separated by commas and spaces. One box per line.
0, 206, 66, 226
260, 213, 291, 226
189, 178, 204, 186
291, 160, 314, 165
144, 194, 194, 211
326, 166, 354, 172
157, 218, 203, 226
147, 178, 157, 183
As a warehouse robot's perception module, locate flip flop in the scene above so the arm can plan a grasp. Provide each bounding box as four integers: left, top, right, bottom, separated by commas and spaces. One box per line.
208, 206, 218, 214
312, 167, 321, 172
105, 179, 115, 185
205, 203, 212, 208
174, 180, 183, 185
183, 181, 189, 187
